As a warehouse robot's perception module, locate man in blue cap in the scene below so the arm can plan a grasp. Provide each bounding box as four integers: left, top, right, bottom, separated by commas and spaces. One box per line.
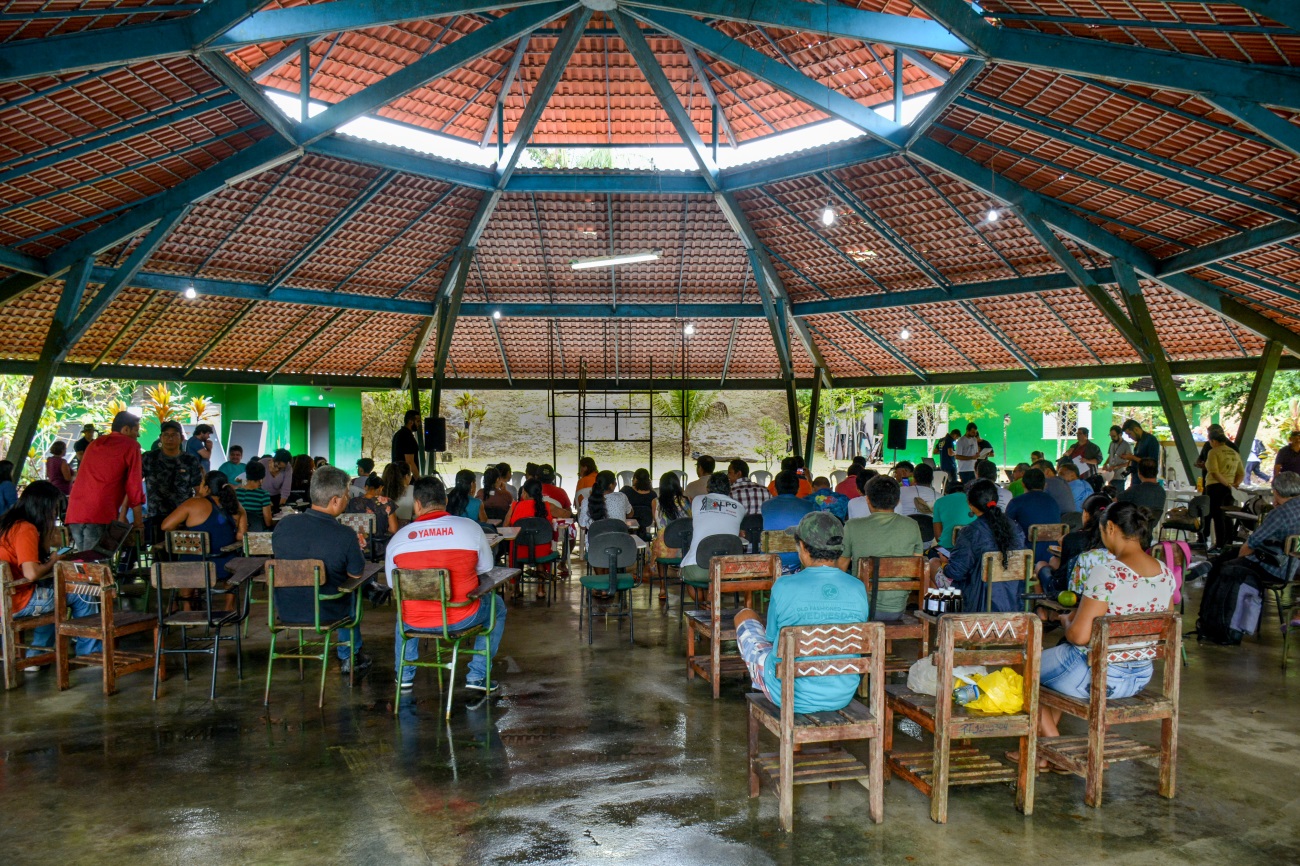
734, 511, 869, 714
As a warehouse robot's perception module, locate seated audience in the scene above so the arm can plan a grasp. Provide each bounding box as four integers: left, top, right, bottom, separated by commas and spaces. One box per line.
1038, 493, 1109, 596
1032, 502, 1173, 748
46, 440, 74, 498
727, 458, 771, 515
578, 470, 631, 528
835, 457, 867, 497
892, 461, 914, 485
931, 479, 975, 550
683, 455, 715, 502
383, 462, 415, 522
1057, 461, 1092, 511
496, 462, 518, 498
680, 472, 744, 594
539, 464, 572, 518
260, 448, 294, 508
734, 512, 869, 713
896, 463, 937, 516
1274, 430, 1300, 477
574, 456, 599, 509
0, 481, 101, 662
272, 466, 370, 675
1205, 473, 1300, 614
840, 475, 923, 621
477, 466, 512, 522
445, 469, 483, 523
762, 470, 817, 571
1008, 463, 1030, 497
345, 473, 399, 539
621, 468, 657, 540
808, 476, 850, 521
931, 479, 1026, 612
161, 470, 247, 577
975, 459, 1012, 508
1118, 458, 1166, 514
216, 445, 246, 484
1005, 468, 1062, 538
386, 475, 506, 695
288, 454, 315, 503
766, 456, 813, 497
236, 460, 274, 532
504, 479, 555, 588
1039, 460, 1076, 515
652, 472, 692, 600
351, 458, 375, 498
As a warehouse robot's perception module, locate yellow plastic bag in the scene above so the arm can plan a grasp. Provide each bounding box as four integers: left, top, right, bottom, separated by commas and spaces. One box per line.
963, 667, 1025, 715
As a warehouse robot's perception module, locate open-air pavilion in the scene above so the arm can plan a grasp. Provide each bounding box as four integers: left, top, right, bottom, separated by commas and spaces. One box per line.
1, 2, 1299, 863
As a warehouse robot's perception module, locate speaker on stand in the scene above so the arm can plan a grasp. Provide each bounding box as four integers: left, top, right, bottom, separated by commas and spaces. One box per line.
886, 418, 908, 466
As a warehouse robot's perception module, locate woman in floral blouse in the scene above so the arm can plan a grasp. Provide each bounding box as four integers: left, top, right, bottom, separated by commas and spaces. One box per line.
1036, 501, 1174, 741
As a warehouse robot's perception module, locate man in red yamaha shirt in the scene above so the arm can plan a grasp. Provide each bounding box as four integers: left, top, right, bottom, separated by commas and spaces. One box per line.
386, 475, 506, 694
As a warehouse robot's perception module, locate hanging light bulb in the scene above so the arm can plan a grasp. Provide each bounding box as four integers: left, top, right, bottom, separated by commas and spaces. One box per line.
183, 284, 197, 299
683, 323, 695, 336
899, 327, 911, 340
492, 310, 501, 320
820, 205, 837, 226
986, 207, 1000, 223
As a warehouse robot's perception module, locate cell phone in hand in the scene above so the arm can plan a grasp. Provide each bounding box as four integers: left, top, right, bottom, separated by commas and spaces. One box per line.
56, 546, 74, 556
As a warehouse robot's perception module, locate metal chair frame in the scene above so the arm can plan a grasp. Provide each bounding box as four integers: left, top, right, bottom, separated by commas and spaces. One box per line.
263, 559, 363, 708
392, 567, 495, 718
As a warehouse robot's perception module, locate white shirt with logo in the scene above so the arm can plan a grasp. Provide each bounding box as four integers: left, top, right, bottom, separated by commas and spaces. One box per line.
682, 493, 746, 568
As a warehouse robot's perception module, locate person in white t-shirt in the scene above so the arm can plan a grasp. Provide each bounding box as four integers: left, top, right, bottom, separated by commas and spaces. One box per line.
955, 423, 982, 483
681, 472, 746, 598
896, 463, 937, 516
845, 469, 879, 520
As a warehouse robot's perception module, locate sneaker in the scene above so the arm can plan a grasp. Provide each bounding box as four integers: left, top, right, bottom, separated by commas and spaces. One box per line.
464, 679, 499, 695
23, 665, 41, 673
395, 677, 414, 692
340, 652, 372, 676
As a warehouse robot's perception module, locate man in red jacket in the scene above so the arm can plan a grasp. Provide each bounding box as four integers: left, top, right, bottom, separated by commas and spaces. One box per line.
64, 411, 145, 553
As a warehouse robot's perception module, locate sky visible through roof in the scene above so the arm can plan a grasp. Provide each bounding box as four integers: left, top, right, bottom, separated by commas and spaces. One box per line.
264, 89, 936, 171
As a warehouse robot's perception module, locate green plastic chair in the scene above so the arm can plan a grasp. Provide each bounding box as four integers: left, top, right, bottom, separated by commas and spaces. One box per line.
241, 531, 274, 637
581, 532, 639, 645
262, 558, 362, 708
392, 567, 495, 718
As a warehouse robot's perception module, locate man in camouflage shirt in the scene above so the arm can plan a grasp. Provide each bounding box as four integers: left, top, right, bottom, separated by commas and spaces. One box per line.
142, 420, 204, 543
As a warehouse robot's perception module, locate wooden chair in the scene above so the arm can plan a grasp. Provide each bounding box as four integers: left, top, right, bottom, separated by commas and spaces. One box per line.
1, 561, 56, 689
338, 511, 377, 560
747, 621, 887, 832
262, 558, 363, 707
686, 553, 780, 698
1160, 495, 1209, 544
151, 561, 247, 700
54, 561, 158, 695
855, 555, 929, 674
1279, 535, 1300, 671
47, 524, 71, 551
981, 549, 1034, 612
885, 612, 1042, 823
166, 529, 211, 561
760, 530, 798, 557
392, 567, 496, 718
1036, 612, 1181, 808
1028, 523, 1070, 561
241, 531, 275, 636
950, 524, 965, 546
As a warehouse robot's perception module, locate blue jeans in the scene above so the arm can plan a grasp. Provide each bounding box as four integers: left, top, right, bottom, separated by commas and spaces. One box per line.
1040, 642, 1152, 700
395, 593, 506, 684
14, 584, 102, 657
69, 523, 106, 553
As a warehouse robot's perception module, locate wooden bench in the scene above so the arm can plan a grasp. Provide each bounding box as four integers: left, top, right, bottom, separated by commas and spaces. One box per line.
885, 612, 1042, 824
54, 561, 157, 695
855, 555, 928, 674
686, 553, 779, 699
1036, 612, 1181, 808
747, 621, 886, 832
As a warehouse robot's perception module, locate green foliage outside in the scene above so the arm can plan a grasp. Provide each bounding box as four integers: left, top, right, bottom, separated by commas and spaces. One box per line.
755, 417, 786, 471
1019, 379, 1123, 459
653, 389, 728, 458
1185, 370, 1300, 449
0, 376, 138, 481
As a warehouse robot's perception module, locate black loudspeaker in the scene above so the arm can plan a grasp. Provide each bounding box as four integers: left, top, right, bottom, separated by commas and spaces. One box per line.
886, 418, 908, 452
424, 416, 446, 451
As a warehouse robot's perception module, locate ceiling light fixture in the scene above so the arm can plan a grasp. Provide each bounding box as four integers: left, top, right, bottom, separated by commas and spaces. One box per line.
821, 205, 837, 226
570, 249, 662, 270
683, 323, 695, 336
986, 207, 1000, 223
183, 284, 197, 299
899, 327, 911, 340
492, 310, 502, 320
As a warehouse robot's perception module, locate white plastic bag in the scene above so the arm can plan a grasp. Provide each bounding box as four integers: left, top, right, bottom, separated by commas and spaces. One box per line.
906, 655, 988, 696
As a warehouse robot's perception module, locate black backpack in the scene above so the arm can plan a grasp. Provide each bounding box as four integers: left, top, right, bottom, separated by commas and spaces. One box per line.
1195, 559, 1263, 645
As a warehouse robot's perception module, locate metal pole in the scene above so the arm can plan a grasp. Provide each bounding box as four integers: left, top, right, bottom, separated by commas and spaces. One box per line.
803, 370, 822, 472
408, 366, 425, 477
785, 379, 802, 462
1235, 340, 1282, 453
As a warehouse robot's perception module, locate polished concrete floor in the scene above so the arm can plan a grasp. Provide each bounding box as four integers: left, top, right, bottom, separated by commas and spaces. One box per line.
1, 573, 1298, 866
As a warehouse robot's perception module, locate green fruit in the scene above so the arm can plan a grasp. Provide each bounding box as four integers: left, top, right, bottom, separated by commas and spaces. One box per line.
1057, 590, 1078, 607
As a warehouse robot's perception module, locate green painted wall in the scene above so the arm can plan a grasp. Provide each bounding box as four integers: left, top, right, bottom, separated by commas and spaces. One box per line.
214, 384, 362, 467
878, 382, 1209, 467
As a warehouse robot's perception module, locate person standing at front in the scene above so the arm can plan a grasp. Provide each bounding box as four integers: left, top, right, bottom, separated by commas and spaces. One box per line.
954, 423, 981, 484
392, 410, 422, 480
142, 420, 204, 545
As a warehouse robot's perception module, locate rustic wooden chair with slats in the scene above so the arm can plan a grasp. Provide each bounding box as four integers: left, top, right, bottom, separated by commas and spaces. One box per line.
686, 553, 780, 698
54, 561, 158, 695
338, 511, 378, 561
391, 567, 496, 718
855, 555, 929, 675
151, 560, 248, 700
1028, 522, 1070, 564
982, 549, 1035, 612
1, 561, 57, 689
1036, 612, 1181, 808
760, 530, 798, 558
747, 621, 887, 832
47, 524, 71, 552
262, 558, 363, 708
884, 612, 1042, 824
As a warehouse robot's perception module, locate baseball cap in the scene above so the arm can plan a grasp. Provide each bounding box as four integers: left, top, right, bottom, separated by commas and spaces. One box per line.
785, 511, 845, 555
81, 423, 96, 433
159, 420, 183, 434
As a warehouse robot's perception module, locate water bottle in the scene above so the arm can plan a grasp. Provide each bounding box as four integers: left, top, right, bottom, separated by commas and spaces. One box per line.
953, 682, 981, 705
